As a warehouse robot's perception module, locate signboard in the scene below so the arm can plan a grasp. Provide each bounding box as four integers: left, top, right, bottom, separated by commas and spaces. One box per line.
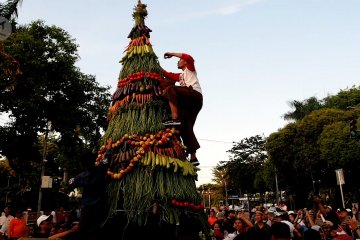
335, 168, 345, 185
41, 176, 53, 188
0, 17, 12, 41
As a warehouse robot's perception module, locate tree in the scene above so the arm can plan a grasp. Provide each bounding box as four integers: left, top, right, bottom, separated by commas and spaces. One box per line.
284, 96, 323, 121
217, 135, 269, 200
267, 86, 360, 207
0, 20, 111, 209
95, 1, 209, 239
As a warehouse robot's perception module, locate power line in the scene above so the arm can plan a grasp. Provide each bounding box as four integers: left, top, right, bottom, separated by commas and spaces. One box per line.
198, 138, 233, 144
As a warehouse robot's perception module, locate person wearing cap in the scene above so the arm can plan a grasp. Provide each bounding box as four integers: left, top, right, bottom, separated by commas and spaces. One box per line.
312, 195, 340, 228
321, 220, 334, 240
160, 52, 203, 166
337, 207, 353, 236
32, 215, 53, 238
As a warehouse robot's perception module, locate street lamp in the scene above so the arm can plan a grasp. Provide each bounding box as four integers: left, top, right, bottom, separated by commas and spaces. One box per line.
37, 121, 50, 213
5, 176, 11, 205
208, 188, 211, 209
221, 174, 228, 207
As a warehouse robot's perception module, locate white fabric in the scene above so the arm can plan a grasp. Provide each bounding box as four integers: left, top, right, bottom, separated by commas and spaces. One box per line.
0, 214, 14, 235
223, 232, 237, 240
281, 220, 295, 237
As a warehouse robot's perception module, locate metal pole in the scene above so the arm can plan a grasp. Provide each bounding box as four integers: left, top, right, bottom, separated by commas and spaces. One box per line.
339, 184, 345, 208
37, 121, 49, 213
208, 188, 211, 210
224, 179, 228, 207
5, 176, 10, 205
275, 171, 279, 206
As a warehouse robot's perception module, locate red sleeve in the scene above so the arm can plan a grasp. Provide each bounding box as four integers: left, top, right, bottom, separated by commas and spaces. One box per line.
162, 69, 181, 82
8, 221, 14, 237
181, 53, 195, 71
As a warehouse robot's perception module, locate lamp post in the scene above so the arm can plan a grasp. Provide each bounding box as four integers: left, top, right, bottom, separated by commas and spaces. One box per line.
5, 176, 10, 205
37, 121, 50, 213
208, 188, 211, 210
221, 174, 228, 207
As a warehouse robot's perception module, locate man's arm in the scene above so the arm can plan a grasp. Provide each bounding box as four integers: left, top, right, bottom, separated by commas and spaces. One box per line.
48, 223, 79, 239
164, 52, 182, 59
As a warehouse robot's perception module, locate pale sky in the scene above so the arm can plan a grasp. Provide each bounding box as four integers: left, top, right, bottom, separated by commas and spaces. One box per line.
7, 0, 360, 186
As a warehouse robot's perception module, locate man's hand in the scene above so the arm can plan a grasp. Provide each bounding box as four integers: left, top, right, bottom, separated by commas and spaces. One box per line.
164, 52, 173, 59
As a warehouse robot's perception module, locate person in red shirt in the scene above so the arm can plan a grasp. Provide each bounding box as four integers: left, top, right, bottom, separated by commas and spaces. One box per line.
7, 209, 27, 240
161, 52, 203, 166
208, 209, 218, 227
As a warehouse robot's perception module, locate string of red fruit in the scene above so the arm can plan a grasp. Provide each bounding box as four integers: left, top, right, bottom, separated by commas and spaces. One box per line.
170, 199, 204, 212
118, 71, 163, 87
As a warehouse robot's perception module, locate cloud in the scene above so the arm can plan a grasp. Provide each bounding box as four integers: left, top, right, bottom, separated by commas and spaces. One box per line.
201, 0, 263, 17
217, 0, 262, 16
155, 0, 263, 25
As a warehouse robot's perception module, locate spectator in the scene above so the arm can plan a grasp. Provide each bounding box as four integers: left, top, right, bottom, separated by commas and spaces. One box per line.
212, 221, 224, 240
279, 201, 288, 212
208, 209, 218, 228
55, 207, 68, 226
224, 217, 252, 240
33, 214, 53, 238
252, 210, 271, 240
303, 228, 321, 240
271, 221, 291, 240
313, 195, 340, 228
0, 207, 14, 240
68, 151, 109, 240
223, 210, 236, 234
273, 212, 301, 239
7, 209, 27, 240
320, 220, 334, 240
337, 208, 353, 236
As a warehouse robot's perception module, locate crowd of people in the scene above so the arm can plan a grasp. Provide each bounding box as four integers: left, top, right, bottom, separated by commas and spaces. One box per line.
207, 196, 360, 240
0, 206, 80, 240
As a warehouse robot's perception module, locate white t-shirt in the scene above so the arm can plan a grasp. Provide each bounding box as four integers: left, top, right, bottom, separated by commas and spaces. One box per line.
0, 214, 14, 236
281, 220, 295, 238
180, 68, 202, 94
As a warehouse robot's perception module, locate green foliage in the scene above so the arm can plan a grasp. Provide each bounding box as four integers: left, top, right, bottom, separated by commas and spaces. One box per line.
216, 86, 360, 207
266, 87, 360, 206
324, 86, 360, 109
217, 135, 268, 194
284, 97, 323, 121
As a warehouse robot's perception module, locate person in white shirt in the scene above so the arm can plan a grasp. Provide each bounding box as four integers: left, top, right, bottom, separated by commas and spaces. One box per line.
0, 207, 14, 239
161, 52, 203, 166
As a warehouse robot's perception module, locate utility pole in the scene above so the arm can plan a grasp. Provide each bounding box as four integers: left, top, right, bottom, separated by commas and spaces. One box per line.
275, 170, 279, 206
221, 174, 228, 207
37, 121, 50, 213
208, 188, 211, 210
